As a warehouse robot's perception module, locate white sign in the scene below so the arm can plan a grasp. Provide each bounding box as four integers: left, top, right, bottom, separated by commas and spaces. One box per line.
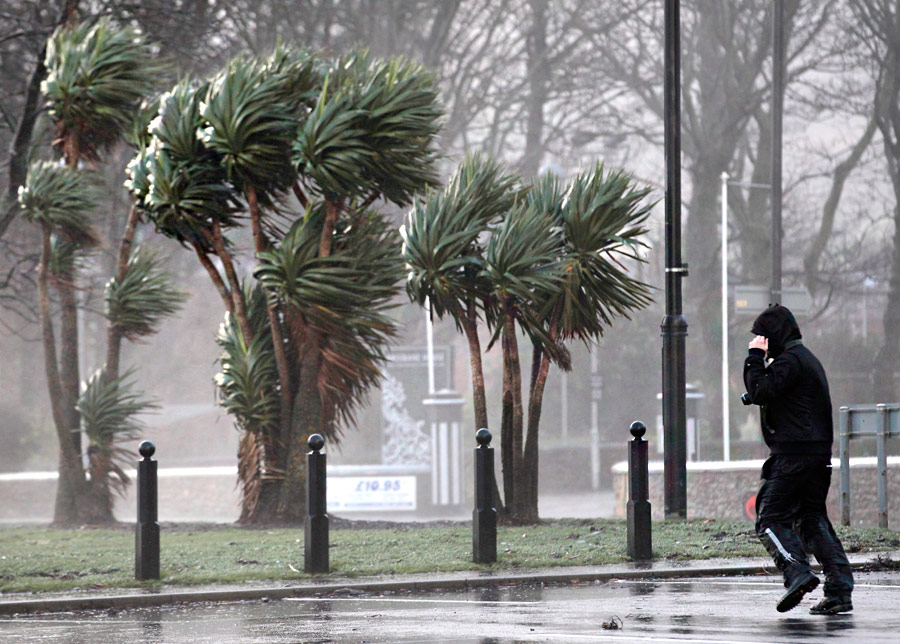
327, 476, 417, 511
733, 285, 812, 316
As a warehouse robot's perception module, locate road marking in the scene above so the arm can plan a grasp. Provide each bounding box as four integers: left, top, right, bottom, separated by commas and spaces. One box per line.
613, 579, 900, 589
285, 596, 533, 605
537, 635, 789, 644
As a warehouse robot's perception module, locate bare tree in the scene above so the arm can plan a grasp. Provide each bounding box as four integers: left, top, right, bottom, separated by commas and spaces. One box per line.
584, 1, 875, 428
845, 0, 900, 401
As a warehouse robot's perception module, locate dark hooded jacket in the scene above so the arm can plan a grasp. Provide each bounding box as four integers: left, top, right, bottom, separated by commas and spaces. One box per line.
743, 305, 833, 455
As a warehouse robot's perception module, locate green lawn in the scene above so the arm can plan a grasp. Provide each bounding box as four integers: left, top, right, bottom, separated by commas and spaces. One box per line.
0, 519, 896, 594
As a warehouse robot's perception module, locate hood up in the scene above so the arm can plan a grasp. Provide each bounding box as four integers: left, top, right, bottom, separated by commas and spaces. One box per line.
751, 304, 802, 359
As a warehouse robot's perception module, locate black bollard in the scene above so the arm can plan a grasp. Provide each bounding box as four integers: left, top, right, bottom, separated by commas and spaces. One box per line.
135, 440, 160, 580
626, 421, 652, 560
472, 428, 497, 563
304, 433, 329, 573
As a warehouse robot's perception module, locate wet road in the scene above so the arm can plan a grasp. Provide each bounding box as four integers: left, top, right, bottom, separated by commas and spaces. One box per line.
2, 571, 898, 643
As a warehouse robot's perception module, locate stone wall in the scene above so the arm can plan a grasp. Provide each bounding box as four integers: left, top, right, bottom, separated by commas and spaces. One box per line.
0, 468, 241, 523
612, 457, 900, 526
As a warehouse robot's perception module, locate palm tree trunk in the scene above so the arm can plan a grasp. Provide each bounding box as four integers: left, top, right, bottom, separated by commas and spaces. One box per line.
462, 303, 504, 511
462, 306, 488, 430
522, 347, 550, 523
39, 224, 85, 525
247, 183, 293, 447
81, 204, 144, 526
500, 366, 514, 516
318, 197, 344, 258
273, 192, 342, 521
57, 133, 82, 465
56, 268, 81, 458
521, 314, 559, 523
103, 205, 140, 383
502, 307, 527, 523
193, 243, 232, 312
275, 337, 319, 523
210, 221, 253, 343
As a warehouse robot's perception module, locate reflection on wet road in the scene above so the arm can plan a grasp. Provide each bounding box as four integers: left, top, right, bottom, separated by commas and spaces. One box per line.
2, 572, 898, 643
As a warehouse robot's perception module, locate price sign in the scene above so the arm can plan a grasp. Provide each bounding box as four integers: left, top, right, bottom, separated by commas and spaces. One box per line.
327, 476, 417, 511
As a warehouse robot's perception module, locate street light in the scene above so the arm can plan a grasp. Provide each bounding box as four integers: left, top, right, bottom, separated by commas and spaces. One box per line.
662, 0, 688, 519
771, 0, 785, 305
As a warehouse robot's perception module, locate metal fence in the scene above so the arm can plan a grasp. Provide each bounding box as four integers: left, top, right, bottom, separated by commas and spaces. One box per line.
839, 403, 900, 528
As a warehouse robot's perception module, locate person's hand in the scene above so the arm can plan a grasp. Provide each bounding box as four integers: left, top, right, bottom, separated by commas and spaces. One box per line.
749, 335, 768, 352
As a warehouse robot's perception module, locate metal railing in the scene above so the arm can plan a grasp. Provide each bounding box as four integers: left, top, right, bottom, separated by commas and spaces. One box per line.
839, 403, 900, 528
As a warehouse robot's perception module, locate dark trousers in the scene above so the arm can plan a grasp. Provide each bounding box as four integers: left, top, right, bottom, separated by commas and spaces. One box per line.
755, 453, 854, 597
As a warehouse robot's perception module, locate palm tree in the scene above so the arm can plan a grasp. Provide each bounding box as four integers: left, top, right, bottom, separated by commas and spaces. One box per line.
516, 165, 654, 521
19, 161, 99, 524
403, 159, 653, 523
22, 18, 181, 524
135, 46, 442, 523
402, 154, 525, 433
482, 199, 566, 522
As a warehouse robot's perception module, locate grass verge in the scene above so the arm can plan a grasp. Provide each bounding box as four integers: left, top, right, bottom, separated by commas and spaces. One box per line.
0, 519, 896, 594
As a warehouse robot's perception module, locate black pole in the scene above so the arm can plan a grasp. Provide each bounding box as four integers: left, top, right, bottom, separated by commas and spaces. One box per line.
473, 428, 497, 564
304, 433, 329, 574
627, 422, 653, 560
135, 440, 160, 581
662, 0, 688, 519
770, 0, 784, 305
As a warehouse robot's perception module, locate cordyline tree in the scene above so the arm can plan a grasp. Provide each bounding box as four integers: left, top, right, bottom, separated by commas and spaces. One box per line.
129, 46, 442, 524
403, 156, 653, 523
18, 18, 185, 525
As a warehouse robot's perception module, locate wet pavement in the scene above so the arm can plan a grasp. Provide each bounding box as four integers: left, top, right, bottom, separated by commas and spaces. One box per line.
2, 571, 898, 643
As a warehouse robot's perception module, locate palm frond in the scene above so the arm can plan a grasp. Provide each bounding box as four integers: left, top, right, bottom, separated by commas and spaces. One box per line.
140, 80, 243, 248
256, 208, 403, 432
124, 147, 152, 214
483, 202, 565, 305
199, 57, 298, 201
526, 171, 565, 220
354, 57, 443, 205
402, 153, 523, 325
256, 44, 321, 116
125, 96, 162, 150
78, 367, 158, 500
47, 235, 82, 279
78, 367, 158, 443
105, 247, 189, 339
541, 163, 655, 342
144, 147, 242, 251
18, 160, 101, 248
149, 79, 211, 164
293, 54, 442, 205
294, 88, 374, 200
214, 283, 280, 437
256, 210, 401, 331
42, 18, 162, 160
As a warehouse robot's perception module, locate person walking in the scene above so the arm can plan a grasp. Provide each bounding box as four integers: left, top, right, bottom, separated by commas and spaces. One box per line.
743, 304, 854, 614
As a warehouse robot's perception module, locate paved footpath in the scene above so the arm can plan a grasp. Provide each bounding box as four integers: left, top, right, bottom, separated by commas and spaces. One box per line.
1, 552, 898, 643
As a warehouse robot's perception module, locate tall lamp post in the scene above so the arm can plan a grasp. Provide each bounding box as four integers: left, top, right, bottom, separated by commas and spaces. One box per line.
662, 0, 688, 519
720, 172, 730, 462
771, 0, 784, 305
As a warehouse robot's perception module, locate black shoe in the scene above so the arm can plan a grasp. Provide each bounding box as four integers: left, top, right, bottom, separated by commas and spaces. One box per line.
777, 571, 820, 613
809, 596, 853, 615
